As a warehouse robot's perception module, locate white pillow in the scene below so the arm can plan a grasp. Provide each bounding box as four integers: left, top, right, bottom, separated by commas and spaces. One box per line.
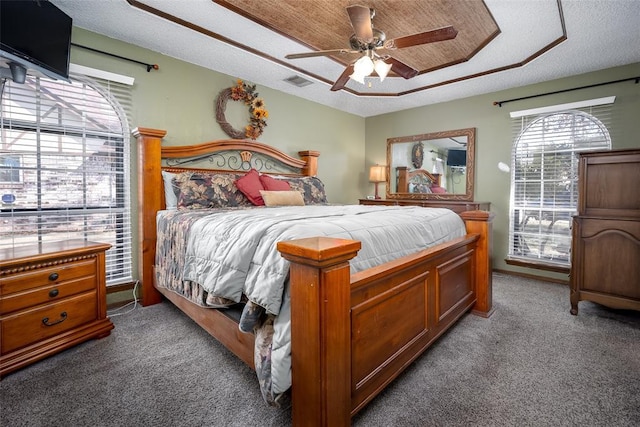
161, 171, 178, 209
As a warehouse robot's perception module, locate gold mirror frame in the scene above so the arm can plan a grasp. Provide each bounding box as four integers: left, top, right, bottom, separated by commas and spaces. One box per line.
386, 128, 476, 201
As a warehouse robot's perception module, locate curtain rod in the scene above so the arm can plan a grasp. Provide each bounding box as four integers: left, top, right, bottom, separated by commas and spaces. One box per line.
493, 76, 639, 107
71, 43, 159, 72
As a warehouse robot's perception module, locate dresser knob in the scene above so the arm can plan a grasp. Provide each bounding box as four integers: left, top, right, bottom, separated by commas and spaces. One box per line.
49, 288, 59, 298
48, 272, 59, 281
42, 312, 67, 327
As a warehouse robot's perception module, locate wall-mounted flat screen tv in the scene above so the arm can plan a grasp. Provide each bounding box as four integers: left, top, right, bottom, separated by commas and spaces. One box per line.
0, 0, 72, 83
446, 149, 467, 167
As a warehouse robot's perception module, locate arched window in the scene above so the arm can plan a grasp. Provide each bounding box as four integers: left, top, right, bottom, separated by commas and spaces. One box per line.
508, 106, 612, 268
0, 71, 133, 285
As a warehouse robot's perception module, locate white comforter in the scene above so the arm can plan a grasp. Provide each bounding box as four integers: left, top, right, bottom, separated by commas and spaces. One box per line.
182, 204, 465, 394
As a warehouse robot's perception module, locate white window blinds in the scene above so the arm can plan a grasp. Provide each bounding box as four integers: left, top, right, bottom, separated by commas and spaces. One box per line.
0, 70, 133, 286
508, 99, 613, 267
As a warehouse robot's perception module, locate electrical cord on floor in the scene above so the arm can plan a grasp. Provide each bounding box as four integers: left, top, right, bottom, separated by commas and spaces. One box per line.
107, 280, 139, 317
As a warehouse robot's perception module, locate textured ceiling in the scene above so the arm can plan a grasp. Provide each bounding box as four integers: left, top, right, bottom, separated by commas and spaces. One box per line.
50, 0, 640, 117
217, 0, 500, 80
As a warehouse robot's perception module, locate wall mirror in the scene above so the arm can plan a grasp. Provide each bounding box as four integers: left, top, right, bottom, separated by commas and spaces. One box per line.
386, 127, 475, 201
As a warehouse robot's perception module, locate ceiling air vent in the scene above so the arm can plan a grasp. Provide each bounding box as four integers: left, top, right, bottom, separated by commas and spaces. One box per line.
284, 75, 313, 87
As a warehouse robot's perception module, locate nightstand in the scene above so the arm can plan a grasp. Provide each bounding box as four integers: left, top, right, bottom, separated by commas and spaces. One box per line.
0, 239, 114, 379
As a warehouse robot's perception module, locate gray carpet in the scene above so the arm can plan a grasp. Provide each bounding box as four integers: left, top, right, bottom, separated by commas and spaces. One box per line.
1, 273, 638, 427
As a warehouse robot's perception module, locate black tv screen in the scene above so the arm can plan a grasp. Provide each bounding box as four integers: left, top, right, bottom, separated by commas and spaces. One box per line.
447, 149, 467, 167
0, 0, 72, 81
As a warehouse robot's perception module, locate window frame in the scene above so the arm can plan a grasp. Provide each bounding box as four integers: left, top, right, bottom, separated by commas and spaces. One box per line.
0, 70, 133, 286
507, 102, 613, 269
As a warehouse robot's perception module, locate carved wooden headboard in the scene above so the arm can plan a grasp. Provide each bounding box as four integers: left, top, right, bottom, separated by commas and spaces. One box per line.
396, 166, 441, 193
132, 127, 320, 306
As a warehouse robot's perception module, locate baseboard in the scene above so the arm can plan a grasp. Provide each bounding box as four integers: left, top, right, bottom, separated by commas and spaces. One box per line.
106, 281, 139, 310
493, 268, 569, 285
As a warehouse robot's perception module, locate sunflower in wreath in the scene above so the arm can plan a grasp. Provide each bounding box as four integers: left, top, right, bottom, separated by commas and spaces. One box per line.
216, 79, 269, 140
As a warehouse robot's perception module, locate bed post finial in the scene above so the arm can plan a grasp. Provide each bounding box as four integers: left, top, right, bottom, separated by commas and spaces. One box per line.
133, 127, 167, 306
298, 150, 320, 176
278, 237, 361, 427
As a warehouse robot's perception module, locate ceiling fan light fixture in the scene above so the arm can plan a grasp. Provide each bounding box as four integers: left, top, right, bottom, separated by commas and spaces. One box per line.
374, 59, 392, 81
349, 70, 367, 84
286, 4, 455, 92
350, 54, 391, 85
353, 55, 375, 76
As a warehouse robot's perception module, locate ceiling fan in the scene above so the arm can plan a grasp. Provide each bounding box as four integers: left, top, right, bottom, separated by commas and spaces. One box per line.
285, 4, 458, 91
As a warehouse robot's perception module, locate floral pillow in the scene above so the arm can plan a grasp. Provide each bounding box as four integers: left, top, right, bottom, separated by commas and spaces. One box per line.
284, 176, 328, 205
173, 171, 253, 209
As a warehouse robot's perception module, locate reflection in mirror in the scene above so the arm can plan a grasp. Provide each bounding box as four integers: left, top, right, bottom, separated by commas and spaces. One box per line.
386, 128, 475, 200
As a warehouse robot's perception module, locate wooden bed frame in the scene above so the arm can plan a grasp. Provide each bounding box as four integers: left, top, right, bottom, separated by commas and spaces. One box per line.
396, 166, 441, 193
134, 127, 494, 426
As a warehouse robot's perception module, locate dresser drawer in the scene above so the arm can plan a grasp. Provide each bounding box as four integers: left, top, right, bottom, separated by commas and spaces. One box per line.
0, 258, 97, 295
579, 217, 640, 240
1, 291, 98, 354
0, 275, 96, 315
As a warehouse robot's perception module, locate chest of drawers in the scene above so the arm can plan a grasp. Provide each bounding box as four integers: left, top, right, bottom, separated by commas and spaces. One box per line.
0, 240, 114, 378
570, 149, 640, 315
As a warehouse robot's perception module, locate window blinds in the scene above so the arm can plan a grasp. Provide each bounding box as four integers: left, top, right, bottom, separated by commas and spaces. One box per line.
0, 71, 133, 286
509, 98, 613, 266
508, 99, 613, 266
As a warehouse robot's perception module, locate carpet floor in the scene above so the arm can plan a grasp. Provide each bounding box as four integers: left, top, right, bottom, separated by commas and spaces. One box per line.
1, 273, 638, 426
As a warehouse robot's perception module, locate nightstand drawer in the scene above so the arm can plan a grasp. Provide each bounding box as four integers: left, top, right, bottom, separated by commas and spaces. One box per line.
0, 275, 96, 315
0, 259, 97, 295
1, 291, 97, 354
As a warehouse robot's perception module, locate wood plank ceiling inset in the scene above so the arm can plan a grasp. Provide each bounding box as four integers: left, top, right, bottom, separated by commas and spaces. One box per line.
215, 0, 500, 75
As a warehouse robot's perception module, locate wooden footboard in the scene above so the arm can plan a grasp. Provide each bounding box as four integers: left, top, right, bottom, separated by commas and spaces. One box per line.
278, 211, 493, 426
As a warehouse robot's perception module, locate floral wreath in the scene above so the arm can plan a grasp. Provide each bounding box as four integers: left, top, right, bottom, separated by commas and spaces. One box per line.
215, 79, 268, 140
412, 142, 424, 168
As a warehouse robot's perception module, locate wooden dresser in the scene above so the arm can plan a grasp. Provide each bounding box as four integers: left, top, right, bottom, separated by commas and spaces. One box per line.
359, 198, 490, 214
0, 240, 114, 378
570, 149, 640, 315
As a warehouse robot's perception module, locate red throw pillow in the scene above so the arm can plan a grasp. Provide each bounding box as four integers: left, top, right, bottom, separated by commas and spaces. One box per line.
259, 174, 291, 191
235, 169, 265, 205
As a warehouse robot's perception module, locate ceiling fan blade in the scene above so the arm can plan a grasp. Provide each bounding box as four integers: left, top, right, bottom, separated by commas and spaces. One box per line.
387, 26, 458, 49
330, 64, 354, 91
387, 57, 419, 79
286, 49, 357, 59
347, 5, 373, 43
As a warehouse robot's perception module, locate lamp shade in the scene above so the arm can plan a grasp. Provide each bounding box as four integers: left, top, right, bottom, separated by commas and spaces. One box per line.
353, 55, 375, 76
374, 59, 392, 81
369, 165, 386, 183
350, 55, 376, 84
349, 70, 366, 84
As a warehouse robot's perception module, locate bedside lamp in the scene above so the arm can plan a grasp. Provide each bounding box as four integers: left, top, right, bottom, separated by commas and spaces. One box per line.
369, 165, 386, 199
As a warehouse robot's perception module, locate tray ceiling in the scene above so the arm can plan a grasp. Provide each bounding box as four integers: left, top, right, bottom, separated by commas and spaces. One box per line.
50, 0, 640, 117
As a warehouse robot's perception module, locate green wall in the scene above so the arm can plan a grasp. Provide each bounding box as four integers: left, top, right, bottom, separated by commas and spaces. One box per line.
71, 28, 639, 285
365, 62, 640, 280
71, 28, 365, 205
70, 29, 364, 293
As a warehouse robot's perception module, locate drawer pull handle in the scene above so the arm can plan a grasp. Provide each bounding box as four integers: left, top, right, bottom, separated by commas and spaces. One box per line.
48, 272, 59, 281
42, 312, 67, 327
49, 288, 59, 298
